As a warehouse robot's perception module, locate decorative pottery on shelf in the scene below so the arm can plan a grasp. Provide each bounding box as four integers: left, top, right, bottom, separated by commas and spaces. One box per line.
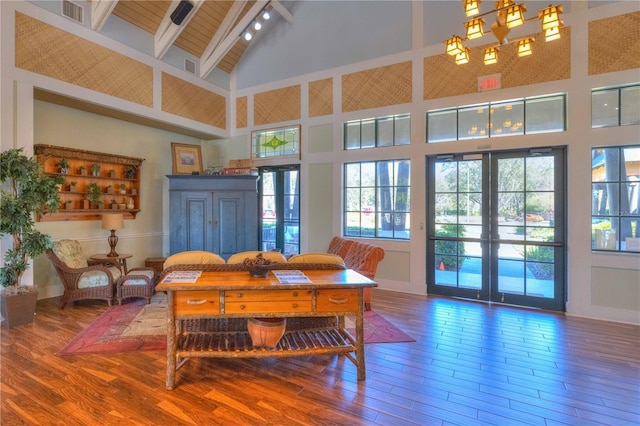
242, 253, 276, 278
247, 317, 286, 348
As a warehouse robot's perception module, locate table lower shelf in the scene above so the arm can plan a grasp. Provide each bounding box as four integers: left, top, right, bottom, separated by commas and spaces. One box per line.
176, 327, 356, 358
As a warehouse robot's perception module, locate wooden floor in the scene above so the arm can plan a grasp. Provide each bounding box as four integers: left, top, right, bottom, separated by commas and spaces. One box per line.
1, 289, 639, 425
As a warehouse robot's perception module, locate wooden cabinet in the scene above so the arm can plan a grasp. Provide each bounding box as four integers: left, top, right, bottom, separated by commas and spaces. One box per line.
167, 175, 259, 259
34, 144, 144, 221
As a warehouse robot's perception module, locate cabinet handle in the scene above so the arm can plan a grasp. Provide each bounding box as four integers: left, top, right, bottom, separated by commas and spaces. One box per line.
237, 293, 243, 298
292, 303, 298, 308
293, 291, 298, 297
186, 299, 208, 305
240, 304, 246, 310
328, 298, 348, 304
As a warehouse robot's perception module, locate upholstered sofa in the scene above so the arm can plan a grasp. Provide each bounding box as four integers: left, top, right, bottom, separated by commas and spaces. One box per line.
326, 236, 385, 311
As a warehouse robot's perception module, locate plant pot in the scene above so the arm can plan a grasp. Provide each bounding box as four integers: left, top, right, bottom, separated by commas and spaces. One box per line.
247, 317, 286, 348
1, 288, 38, 329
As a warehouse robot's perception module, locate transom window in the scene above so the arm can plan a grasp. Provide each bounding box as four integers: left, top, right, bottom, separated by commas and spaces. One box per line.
592, 83, 640, 128
344, 114, 410, 150
427, 94, 566, 143
591, 145, 640, 253
344, 160, 410, 240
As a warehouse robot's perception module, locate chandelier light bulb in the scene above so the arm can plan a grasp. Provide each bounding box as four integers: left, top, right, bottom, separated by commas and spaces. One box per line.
263, 10, 270, 20
254, 21, 262, 31
244, 31, 252, 41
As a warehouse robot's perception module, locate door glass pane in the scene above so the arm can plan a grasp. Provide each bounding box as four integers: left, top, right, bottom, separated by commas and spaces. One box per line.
261, 171, 276, 251
497, 245, 525, 295
283, 170, 299, 256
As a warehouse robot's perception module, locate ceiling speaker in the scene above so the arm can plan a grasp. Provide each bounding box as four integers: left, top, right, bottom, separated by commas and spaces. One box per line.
170, 0, 194, 25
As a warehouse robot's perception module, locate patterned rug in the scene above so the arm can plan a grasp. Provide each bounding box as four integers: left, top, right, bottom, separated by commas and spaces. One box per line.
56, 294, 414, 356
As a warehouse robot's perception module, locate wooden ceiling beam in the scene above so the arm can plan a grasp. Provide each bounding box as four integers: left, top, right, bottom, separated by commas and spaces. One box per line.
200, 1, 247, 65
199, 0, 269, 79
155, 0, 204, 59
91, 0, 119, 32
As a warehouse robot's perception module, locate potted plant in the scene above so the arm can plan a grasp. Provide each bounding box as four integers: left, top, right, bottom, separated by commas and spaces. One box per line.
104, 184, 113, 194
62, 199, 73, 210
78, 165, 87, 176
57, 158, 70, 174
124, 165, 135, 179
91, 163, 101, 177
0, 148, 63, 328
108, 169, 116, 178
110, 199, 118, 210
86, 182, 102, 209
69, 181, 77, 192
119, 183, 126, 194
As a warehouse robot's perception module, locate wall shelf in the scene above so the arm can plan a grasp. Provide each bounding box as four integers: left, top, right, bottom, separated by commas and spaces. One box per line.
34, 144, 145, 221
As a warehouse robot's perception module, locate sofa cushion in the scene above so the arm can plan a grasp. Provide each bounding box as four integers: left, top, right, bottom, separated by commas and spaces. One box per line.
288, 253, 345, 265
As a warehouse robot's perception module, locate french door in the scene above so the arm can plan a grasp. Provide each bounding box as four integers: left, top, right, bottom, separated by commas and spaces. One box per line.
426, 149, 565, 311
259, 165, 300, 256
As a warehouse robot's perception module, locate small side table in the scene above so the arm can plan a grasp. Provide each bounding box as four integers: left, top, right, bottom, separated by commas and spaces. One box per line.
144, 257, 167, 274
90, 253, 133, 274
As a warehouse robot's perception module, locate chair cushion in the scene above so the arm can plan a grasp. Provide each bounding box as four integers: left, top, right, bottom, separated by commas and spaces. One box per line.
52, 240, 89, 269
78, 266, 121, 289
163, 251, 226, 269
121, 269, 155, 286
227, 251, 287, 264
287, 253, 345, 265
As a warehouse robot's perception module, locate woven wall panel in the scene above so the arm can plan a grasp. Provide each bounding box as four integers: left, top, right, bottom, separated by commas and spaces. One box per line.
162, 73, 226, 129
236, 96, 248, 129
309, 78, 333, 117
253, 85, 301, 126
424, 28, 571, 100
589, 11, 640, 76
15, 12, 153, 107
342, 61, 412, 112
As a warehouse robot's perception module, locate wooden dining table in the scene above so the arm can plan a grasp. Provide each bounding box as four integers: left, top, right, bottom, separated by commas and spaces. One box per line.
156, 268, 377, 390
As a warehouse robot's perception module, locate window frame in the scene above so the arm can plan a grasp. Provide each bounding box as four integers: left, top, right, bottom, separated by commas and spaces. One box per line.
343, 159, 411, 240
344, 114, 411, 150
426, 93, 566, 143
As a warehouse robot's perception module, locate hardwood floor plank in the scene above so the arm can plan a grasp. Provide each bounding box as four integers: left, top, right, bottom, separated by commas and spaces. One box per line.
2, 290, 639, 425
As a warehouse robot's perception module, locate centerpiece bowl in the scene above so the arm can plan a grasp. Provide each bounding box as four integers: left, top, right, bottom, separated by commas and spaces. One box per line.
242, 253, 276, 278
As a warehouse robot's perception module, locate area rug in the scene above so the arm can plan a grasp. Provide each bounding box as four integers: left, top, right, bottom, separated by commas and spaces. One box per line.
56, 294, 414, 356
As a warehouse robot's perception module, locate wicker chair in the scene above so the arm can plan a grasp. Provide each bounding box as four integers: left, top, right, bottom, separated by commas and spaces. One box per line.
46, 239, 120, 309
116, 267, 158, 305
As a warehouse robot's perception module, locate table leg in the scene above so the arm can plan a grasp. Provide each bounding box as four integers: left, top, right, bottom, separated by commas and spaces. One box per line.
166, 291, 177, 390
356, 289, 366, 381
120, 259, 128, 274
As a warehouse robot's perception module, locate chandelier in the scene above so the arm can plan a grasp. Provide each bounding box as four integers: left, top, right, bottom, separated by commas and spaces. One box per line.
445, 1, 564, 65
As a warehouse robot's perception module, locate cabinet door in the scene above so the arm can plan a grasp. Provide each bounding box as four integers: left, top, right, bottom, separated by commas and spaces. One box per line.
213, 191, 258, 259
170, 191, 214, 253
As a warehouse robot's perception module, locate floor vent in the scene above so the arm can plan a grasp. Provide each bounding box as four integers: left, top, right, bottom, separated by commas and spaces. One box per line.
184, 58, 197, 75
61, 0, 83, 24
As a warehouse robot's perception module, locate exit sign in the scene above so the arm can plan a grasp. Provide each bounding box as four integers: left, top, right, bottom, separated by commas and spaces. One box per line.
478, 74, 501, 92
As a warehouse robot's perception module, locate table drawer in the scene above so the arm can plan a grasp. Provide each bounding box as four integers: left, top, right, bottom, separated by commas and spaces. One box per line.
174, 291, 220, 315
224, 289, 312, 314
317, 289, 360, 313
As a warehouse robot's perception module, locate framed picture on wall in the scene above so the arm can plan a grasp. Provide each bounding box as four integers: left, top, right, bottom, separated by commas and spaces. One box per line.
171, 143, 203, 175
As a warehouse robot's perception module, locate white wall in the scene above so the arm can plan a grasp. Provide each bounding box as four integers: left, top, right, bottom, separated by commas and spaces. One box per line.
1, 1, 639, 323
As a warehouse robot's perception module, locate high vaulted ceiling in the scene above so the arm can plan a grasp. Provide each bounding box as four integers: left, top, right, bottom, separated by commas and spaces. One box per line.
91, 0, 292, 78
